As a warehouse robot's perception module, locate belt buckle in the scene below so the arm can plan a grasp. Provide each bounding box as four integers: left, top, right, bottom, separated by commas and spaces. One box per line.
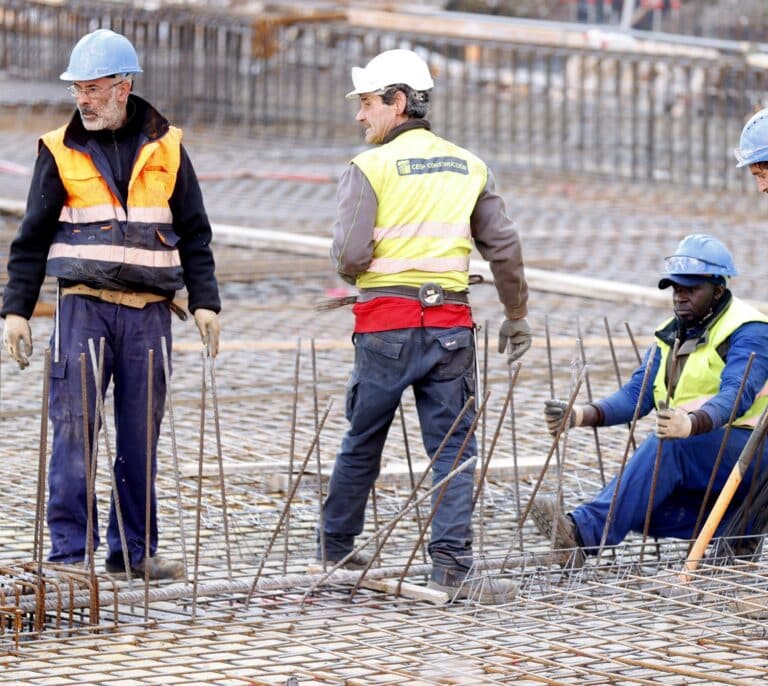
418, 282, 445, 307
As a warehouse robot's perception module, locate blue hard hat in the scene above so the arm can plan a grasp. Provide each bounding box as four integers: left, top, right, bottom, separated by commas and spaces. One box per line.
60, 29, 142, 81
658, 234, 737, 289
735, 107, 768, 167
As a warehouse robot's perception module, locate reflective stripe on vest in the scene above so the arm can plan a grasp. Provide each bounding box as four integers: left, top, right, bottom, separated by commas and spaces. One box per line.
653, 298, 768, 428
353, 129, 486, 292
42, 124, 184, 292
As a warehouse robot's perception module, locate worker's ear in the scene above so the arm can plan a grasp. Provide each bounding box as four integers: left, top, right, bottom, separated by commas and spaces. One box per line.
712, 283, 726, 302
393, 89, 407, 115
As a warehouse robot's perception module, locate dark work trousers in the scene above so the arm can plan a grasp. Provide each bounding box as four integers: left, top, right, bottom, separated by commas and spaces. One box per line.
571, 427, 768, 550
321, 326, 477, 580
47, 295, 170, 566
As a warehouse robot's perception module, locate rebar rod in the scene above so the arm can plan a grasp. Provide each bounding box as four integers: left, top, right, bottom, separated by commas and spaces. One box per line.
640, 338, 679, 561
395, 393, 490, 595
283, 338, 302, 574
310, 338, 325, 571
33, 348, 51, 575
516, 369, 586, 531
348, 396, 477, 599
471, 366, 518, 512
191, 350, 207, 618
306, 454, 479, 602
144, 348, 153, 621
246, 399, 334, 606
478, 320, 489, 554
398, 402, 428, 565
208, 350, 233, 582
79, 354, 96, 585
607, 316, 637, 452
88, 338, 132, 588
596, 345, 657, 564
624, 321, 642, 365
690, 352, 754, 547
160, 336, 188, 580
508, 362, 525, 553
578, 318, 605, 486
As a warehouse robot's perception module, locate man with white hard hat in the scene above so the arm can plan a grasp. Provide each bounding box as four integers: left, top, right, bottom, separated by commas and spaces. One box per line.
1, 29, 221, 580
318, 49, 531, 602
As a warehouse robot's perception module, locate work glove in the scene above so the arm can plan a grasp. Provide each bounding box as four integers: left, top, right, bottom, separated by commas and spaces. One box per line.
2, 314, 32, 370
655, 406, 692, 439
194, 308, 221, 358
544, 399, 584, 436
498, 317, 533, 363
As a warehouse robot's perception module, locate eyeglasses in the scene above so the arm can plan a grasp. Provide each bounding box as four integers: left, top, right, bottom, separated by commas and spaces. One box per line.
67, 80, 126, 98
663, 255, 720, 274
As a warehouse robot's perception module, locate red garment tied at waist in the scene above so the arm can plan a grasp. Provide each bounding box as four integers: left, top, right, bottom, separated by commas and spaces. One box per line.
352, 296, 473, 333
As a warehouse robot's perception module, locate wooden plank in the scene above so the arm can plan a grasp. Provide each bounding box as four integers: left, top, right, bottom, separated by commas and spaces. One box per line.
303, 565, 449, 604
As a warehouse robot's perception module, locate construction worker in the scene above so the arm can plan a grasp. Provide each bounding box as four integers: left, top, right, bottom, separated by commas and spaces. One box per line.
533, 234, 768, 560
1, 29, 221, 579
735, 106, 768, 191
319, 49, 531, 601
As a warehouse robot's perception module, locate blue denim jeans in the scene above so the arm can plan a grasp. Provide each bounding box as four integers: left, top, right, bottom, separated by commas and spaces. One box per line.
321, 326, 477, 575
47, 295, 170, 566
571, 427, 767, 550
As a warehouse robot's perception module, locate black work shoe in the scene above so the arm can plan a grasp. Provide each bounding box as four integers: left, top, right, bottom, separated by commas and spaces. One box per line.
105, 556, 184, 580
428, 574, 517, 604
316, 551, 372, 570
530, 495, 585, 567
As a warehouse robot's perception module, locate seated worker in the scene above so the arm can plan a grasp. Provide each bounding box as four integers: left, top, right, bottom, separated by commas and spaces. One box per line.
532, 234, 768, 559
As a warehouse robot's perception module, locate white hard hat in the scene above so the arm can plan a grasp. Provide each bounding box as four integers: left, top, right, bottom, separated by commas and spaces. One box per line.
345, 49, 434, 100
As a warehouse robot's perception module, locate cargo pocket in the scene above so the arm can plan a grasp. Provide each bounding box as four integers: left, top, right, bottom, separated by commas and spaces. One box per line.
433, 328, 474, 380
357, 331, 405, 360
49, 355, 77, 421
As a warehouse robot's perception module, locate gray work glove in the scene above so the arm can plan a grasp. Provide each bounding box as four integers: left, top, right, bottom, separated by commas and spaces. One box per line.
655, 406, 692, 439
194, 309, 221, 358
498, 317, 533, 363
544, 399, 584, 436
2, 314, 32, 369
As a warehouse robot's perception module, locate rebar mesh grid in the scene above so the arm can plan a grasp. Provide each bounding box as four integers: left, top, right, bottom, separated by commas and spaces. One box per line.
2, 108, 768, 684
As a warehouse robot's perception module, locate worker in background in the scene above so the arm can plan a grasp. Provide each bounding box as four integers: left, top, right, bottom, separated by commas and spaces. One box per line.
735, 106, 768, 192
1, 29, 221, 580
319, 49, 531, 602
722, 106, 768, 547
533, 234, 768, 561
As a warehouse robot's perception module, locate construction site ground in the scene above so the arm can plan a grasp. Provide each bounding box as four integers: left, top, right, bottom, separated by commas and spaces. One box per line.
1, 82, 768, 684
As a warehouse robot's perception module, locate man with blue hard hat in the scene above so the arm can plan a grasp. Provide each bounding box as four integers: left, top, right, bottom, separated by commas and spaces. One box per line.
735, 106, 768, 189
1, 29, 221, 579
532, 234, 768, 561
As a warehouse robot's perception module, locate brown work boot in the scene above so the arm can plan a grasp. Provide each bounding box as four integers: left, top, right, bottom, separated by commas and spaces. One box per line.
317, 551, 372, 570
427, 565, 517, 604
530, 496, 584, 567
105, 555, 185, 580
428, 575, 518, 604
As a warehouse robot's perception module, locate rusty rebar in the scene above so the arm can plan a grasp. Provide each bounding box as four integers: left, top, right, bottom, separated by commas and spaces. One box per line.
33, 348, 51, 575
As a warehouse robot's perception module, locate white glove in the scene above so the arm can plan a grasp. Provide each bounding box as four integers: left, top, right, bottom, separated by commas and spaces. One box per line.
544, 399, 584, 436
194, 309, 221, 358
498, 317, 533, 363
655, 407, 692, 439
2, 314, 32, 369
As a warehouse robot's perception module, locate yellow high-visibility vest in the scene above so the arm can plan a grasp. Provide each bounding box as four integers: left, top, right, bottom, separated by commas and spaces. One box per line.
353, 128, 487, 292
653, 297, 768, 427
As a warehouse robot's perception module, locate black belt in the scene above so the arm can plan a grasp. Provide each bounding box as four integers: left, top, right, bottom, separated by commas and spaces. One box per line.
358, 284, 470, 306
